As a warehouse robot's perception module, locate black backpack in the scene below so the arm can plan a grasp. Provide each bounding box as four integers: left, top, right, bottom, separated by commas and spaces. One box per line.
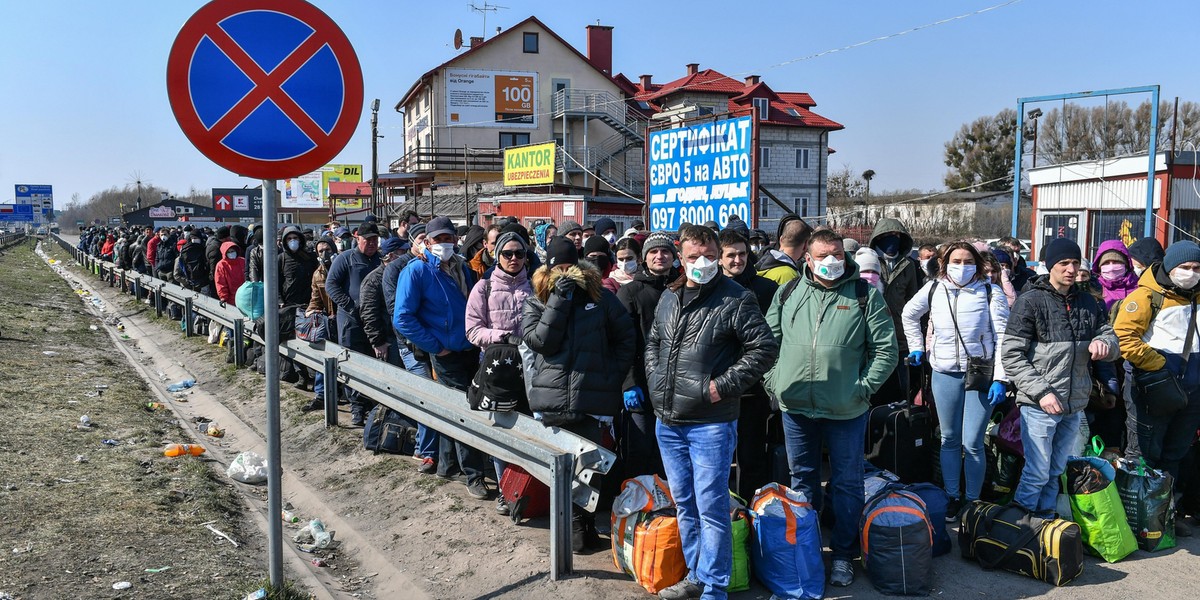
363, 405, 417, 455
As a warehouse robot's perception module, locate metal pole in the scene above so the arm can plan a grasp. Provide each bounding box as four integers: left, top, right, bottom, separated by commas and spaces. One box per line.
1012, 101, 1025, 238
261, 178, 284, 587
371, 99, 380, 217
323, 357, 339, 427
549, 453, 574, 580
1145, 87, 1160, 239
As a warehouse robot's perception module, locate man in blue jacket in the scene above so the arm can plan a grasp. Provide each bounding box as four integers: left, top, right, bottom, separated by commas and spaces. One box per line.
325, 222, 382, 426
393, 216, 489, 500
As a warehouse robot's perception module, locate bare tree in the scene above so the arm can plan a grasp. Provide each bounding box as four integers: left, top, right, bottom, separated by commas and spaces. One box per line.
943, 108, 1018, 191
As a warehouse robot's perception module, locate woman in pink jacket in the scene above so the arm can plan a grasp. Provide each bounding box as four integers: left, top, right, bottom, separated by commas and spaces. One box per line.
464, 229, 533, 517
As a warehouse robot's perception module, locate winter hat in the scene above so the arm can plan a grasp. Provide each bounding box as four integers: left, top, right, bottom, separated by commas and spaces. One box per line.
426, 216, 456, 239
559, 220, 583, 236
1128, 237, 1166, 267
593, 217, 617, 236
501, 222, 530, 246
992, 248, 1013, 267
379, 236, 404, 255
583, 235, 611, 257
358, 223, 380, 238
407, 222, 427, 242
546, 236, 578, 267
495, 231, 527, 254
1163, 240, 1200, 273
642, 231, 676, 260
702, 220, 719, 232
725, 217, 749, 236
843, 238, 861, 253
1041, 237, 1082, 268
1096, 249, 1126, 267
855, 248, 882, 273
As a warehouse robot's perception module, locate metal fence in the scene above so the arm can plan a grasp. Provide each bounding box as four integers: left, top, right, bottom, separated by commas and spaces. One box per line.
52, 235, 613, 580
0, 232, 27, 250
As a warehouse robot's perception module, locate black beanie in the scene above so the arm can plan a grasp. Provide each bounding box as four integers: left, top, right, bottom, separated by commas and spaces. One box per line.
1127, 237, 1165, 267
582, 235, 611, 257
546, 236, 578, 267
1041, 238, 1081, 269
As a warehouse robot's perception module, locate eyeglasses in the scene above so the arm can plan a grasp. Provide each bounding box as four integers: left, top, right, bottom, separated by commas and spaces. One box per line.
499, 249, 526, 259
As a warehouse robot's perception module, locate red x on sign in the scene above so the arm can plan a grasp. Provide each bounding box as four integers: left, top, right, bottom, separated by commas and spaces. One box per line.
167, 0, 363, 180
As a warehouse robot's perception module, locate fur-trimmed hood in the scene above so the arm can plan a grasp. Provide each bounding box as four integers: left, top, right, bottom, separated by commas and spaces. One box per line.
532, 261, 604, 303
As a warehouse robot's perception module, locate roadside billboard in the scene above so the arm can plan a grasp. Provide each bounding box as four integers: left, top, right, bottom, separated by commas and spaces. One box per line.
283, 171, 323, 208
647, 116, 753, 231
445, 69, 537, 128
503, 142, 555, 186
322, 164, 363, 209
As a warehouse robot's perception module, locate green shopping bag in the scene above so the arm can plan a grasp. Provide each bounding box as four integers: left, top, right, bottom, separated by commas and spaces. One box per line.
1114, 458, 1177, 552
730, 492, 751, 592
1062, 456, 1137, 562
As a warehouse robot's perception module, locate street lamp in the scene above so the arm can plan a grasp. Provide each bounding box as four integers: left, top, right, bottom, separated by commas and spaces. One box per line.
371, 98, 380, 217
1027, 108, 1043, 169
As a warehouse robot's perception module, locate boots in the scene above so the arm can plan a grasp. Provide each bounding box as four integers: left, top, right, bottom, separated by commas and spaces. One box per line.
571, 509, 604, 554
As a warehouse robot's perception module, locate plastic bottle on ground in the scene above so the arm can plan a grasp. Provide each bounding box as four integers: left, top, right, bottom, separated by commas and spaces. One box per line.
164, 444, 205, 457
282, 509, 300, 524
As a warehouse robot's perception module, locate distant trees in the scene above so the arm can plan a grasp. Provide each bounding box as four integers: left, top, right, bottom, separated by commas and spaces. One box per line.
1034, 100, 1200, 164
943, 108, 1018, 192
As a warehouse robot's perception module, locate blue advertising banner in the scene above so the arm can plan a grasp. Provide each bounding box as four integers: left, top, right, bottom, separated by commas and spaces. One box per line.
647, 116, 753, 231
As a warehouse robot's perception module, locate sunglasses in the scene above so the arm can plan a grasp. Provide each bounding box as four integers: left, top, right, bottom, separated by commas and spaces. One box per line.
500, 249, 527, 259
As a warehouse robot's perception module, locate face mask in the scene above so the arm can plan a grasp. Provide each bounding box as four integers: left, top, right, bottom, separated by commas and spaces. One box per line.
947, 264, 976, 285
618, 259, 638, 274
877, 236, 901, 258
319, 250, 333, 265
1099, 263, 1127, 281
429, 242, 455, 261
286, 239, 301, 252
861, 272, 881, 286
1170, 268, 1200, 290
190, 238, 201, 245
751, 244, 763, 254
919, 258, 930, 272
226, 251, 237, 260
603, 232, 617, 244
811, 255, 844, 281
1133, 264, 1146, 277
685, 256, 719, 285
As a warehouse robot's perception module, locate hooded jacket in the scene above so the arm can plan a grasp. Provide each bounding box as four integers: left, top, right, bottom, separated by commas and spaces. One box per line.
764, 256, 899, 420
358, 262, 395, 349
205, 234, 227, 286
466, 266, 532, 348
647, 272, 779, 426
145, 233, 161, 267
393, 250, 476, 355
1093, 239, 1140, 311
100, 235, 115, 260
617, 266, 677, 398
214, 241, 246, 304
869, 218, 923, 351
521, 264, 635, 423
154, 233, 178, 276
174, 237, 210, 291
1001, 275, 1120, 414
1112, 265, 1200, 385
902, 277, 1009, 379
279, 228, 317, 307
755, 249, 800, 285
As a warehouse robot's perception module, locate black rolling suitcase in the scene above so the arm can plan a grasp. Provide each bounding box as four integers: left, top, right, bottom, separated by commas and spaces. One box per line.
864, 400, 933, 483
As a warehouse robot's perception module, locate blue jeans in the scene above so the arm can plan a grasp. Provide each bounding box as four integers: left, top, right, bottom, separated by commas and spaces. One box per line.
1015, 405, 1082, 516
431, 350, 485, 486
781, 411, 867, 562
930, 370, 991, 501
657, 420, 737, 600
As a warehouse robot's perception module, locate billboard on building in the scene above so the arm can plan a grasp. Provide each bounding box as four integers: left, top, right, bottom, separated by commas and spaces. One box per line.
322, 164, 363, 209
283, 171, 323, 208
212, 187, 264, 217
647, 116, 753, 231
503, 142, 556, 186
445, 69, 537, 128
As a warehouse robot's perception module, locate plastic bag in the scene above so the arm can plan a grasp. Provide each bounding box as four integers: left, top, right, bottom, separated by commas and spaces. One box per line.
1114, 458, 1176, 552
729, 493, 751, 592
226, 451, 268, 484
235, 282, 264, 319
1061, 456, 1137, 562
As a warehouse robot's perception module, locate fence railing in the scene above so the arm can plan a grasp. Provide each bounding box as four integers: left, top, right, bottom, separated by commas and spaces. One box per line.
1, 232, 27, 250
53, 235, 614, 580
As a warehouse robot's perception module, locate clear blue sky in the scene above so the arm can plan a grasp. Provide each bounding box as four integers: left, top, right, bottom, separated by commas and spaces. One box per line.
2, 0, 1197, 211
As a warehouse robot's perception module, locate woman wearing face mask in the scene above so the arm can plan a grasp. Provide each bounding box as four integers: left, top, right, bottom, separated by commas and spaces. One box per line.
610, 238, 642, 287
902, 241, 1010, 519
582, 235, 620, 294
855, 247, 886, 294
1113, 241, 1200, 535
278, 226, 318, 388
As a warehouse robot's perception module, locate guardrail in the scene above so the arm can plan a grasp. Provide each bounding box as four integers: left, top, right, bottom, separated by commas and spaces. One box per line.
51, 235, 613, 580
0, 232, 27, 250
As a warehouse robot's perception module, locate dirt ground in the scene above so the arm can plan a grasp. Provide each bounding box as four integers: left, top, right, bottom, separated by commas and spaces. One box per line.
32, 236, 1200, 600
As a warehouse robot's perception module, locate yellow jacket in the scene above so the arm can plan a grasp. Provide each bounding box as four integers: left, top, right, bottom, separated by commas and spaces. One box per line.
1112, 266, 1198, 372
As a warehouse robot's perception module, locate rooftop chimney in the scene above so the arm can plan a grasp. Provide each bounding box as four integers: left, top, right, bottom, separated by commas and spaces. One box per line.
639, 74, 653, 89
686, 63, 699, 76
469, 36, 484, 47
744, 75, 760, 86
586, 24, 614, 74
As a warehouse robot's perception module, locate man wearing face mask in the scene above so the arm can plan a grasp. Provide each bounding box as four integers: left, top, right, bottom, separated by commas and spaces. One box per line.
325, 223, 383, 426
279, 226, 318, 389
1114, 240, 1200, 534
868, 218, 923, 399
302, 236, 339, 412
593, 217, 619, 245
918, 243, 938, 283
646, 225, 778, 600
1128, 237, 1166, 279
748, 229, 769, 256
394, 216, 491, 499
764, 229, 897, 588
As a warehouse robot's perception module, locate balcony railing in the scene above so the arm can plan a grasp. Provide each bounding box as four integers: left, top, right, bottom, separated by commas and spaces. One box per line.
390, 147, 504, 174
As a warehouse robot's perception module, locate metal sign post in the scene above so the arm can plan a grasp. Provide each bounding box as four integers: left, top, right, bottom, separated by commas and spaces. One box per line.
261, 179, 283, 583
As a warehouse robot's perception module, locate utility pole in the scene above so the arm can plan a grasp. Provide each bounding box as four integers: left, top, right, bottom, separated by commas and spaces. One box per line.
371, 99, 380, 218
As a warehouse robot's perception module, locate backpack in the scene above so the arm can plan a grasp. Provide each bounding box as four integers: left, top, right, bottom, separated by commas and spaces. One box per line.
778, 276, 869, 314
860, 486, 934, 595
362, 405, 417, 455
1110, 289, 1165, 325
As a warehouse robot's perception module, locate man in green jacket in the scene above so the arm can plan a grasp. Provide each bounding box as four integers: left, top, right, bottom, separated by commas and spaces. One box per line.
764, 228, 898, 589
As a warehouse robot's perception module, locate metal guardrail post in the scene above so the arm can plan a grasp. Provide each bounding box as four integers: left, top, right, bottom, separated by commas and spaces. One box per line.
232, 319, 246, 367
183, 297, 194, 337
323, 357, 338, 427
549, 453, 574, 580
154, 285, 164, 317
120, 270, 128, 294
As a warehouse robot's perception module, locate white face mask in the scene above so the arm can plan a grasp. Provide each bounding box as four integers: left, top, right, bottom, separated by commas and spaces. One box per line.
947, 264, 976, 285
685, 256, 719, 285
286, 239, 301, 252
226, 251, 237, 260
603, 232, 617, 244
1170, 267, 1200, 290
1133, 264, 1146, 277
429, 242, 455, 261
811, 254, 844, 281
750, 244, 763, 254
618, 259, 638, 274
919, 258, 931, 272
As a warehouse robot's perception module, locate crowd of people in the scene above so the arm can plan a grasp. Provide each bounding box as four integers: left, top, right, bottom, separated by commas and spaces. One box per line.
76, 211, 1200, 600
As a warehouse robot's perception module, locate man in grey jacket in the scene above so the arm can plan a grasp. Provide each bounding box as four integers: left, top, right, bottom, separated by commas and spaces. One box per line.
1002, 238, 1119, 518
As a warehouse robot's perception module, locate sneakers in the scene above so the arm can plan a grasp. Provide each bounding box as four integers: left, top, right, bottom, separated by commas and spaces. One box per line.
301, 398, 323, 413
657, 578, 702, 600
495, 495, 511, 516
466, 480, 490, 500
946, 497, 963, 523
417, 457, 436, 475
829, 559, 854, 587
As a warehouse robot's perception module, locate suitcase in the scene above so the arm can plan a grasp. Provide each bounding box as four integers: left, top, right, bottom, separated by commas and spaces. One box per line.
960, 501, 1084, 586
865, 401, 933, 483
501, 464, 550, 521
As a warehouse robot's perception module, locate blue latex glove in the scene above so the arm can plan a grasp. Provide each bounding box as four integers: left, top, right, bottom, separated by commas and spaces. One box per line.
906, 351, 925, 366
623, 387, 644, 411
987, 382, 1008, 406
1106, 378, 1120, 395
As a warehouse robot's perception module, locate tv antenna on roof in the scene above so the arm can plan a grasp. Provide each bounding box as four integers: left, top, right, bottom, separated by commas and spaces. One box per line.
468, 1, 507, 39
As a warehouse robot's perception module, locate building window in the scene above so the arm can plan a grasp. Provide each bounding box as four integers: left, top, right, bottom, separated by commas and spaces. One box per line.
760, 196, 770, 218
752, 97, 769, 119
523, 32, 539, 53
760, 147, 770, 169
796, 148, 810, 170
499, 132, 530, 148
794, 197, 809, 217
